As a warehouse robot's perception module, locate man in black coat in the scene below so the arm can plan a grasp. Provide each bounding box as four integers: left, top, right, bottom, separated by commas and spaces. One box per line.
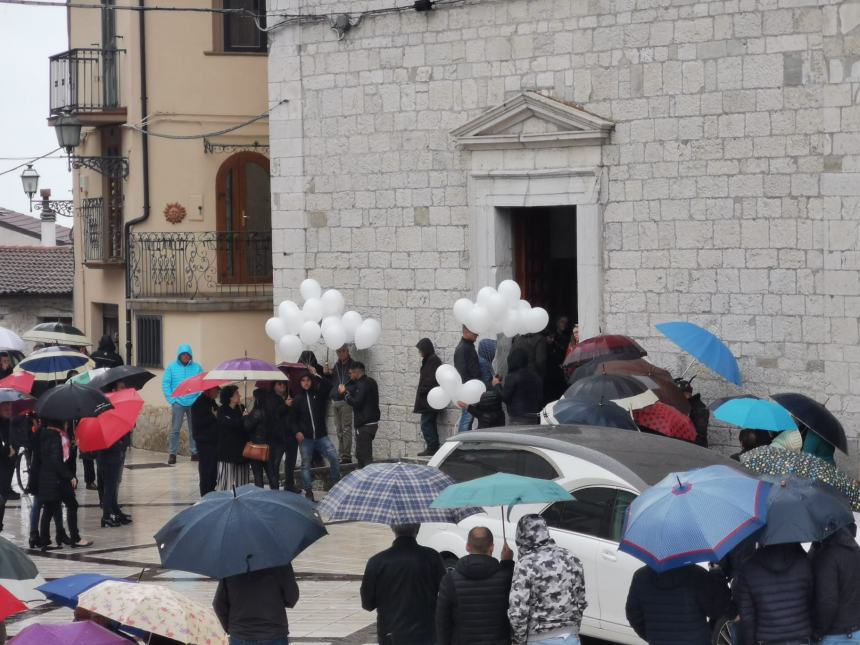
191, 386, 219, 497
436, 527, 514, 645
625, 564, 731, 645
453, 326, 480, 433
342, 362, 380, 468
361, 524, 446, 645
813, 525, 860, 641
289, 368, 339, 501
413, 338, 442, 456
90, 335, 124, 369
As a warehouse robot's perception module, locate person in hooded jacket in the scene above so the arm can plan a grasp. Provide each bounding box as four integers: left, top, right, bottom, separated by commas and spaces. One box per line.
161, 344, 204, 465
458, 389, 505, 429
812, 524, 860, 643
436, 526, 514, 645
289, 368, 339, 501
511, 331, 548, 381
495, 349, 543, 425
413, 338, 443, 456
90, 335, 124, 369
477, 339, 497, 387
191, 386, 220, 496
734, 542, 813, 645
625, 564, 732, 645
508, 514, 587, 645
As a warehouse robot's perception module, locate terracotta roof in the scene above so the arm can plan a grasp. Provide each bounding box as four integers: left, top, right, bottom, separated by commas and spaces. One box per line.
0, 207, 72, 245
0, 245, 73, 295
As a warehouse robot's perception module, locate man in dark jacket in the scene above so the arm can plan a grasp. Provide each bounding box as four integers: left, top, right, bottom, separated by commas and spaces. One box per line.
361, 524, 446, 645
342, 362, 380, 468
625, 564, 731, 645
436, 527, 514, 645
213, 564, 299, 643
454, 326, 481, 433
324, 344, 356, 464
495, 348, 543, 425
191, 386, 219, 496
813, 525, 860, 642
734, 543, 813, 645
289, 368, 339, 501
676, 378, 710, 447
91, 335, 124, 369
413, 338, 442, 456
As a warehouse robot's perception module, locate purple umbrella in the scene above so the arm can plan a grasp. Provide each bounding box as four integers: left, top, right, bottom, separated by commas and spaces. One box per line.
10, 621, 130, 645
206, 357, 287, 382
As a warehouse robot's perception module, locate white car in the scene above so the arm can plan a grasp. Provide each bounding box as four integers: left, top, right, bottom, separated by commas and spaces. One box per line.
418, 425, 746, 645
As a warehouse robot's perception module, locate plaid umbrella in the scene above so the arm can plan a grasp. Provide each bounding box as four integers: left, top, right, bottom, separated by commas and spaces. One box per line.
634, 402, 697, 442
317, 463, 481, 526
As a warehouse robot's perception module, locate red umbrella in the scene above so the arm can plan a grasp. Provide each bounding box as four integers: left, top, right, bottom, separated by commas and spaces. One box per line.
76, 389, 144, 452
0, 372, 34, 394
0, 583, 26, 620
634, 402, 697, 442
278, 362, 323, 398
563, 335, 647, 373
171, 371, 231, 399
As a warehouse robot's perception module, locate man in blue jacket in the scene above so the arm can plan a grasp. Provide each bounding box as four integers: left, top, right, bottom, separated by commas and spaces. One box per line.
161, 343, 204, 465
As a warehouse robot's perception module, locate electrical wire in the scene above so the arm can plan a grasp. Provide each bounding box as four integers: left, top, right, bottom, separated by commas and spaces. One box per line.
0, 148, 63, 177
123, 99, 288, 139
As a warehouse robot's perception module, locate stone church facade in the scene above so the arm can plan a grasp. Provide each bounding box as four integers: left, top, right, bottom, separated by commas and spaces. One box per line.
267, 0, 860, 461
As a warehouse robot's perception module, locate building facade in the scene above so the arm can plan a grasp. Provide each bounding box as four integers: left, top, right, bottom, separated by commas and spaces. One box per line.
267, 0, 860, 462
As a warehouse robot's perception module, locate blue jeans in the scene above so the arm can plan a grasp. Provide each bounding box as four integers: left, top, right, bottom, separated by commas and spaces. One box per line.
530, 635, 580, 645
420, 412, 439, 450
821, 633, 859, 643
458, 409, 473, 433
299, 436, 340, 492
169, 403, 197, 455
229, 638, 288, 645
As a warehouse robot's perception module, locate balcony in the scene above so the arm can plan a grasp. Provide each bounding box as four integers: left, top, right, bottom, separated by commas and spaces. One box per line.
128, 231, 273, 311
81, 197, 124, 265
49, 48, 126, 124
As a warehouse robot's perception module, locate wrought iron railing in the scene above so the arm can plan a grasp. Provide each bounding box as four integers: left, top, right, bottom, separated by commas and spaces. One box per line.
82, 197, 123, 263
128, 231, 273, 299
49, 48, 124, 115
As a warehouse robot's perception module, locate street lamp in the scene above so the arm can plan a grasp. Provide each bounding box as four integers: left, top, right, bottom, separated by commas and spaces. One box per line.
19, 164, 74, 218
20, 164, 39, 202
51, 111, 129, 179
53, 113, 83, 154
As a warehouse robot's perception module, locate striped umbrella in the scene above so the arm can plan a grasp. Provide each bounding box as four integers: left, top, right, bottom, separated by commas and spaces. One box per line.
15, 346, 95, 382
22, 322, 90, 347
207, 357, 287, 382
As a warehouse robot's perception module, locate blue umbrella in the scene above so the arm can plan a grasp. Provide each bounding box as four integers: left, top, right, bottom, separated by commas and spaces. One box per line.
16, 346, 95, 382
714, 398, 797, 432
36, 574, 127, 608
759, 476, 854, 545
154, 484, 327, 579
620, 465, 771, 572
656, 321, 742, 385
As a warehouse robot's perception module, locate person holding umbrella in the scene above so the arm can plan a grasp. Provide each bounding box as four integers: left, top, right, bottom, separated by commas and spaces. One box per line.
192, 385, 220, 497
215, 386, 251, 490
291, 368, 339, 501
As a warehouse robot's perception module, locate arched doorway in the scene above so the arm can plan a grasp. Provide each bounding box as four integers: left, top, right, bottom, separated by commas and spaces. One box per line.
215, 152, 272, 284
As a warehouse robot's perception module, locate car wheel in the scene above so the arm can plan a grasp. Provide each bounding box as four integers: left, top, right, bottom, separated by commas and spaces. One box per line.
711, 616, 734, 645
442, 552, 459, 571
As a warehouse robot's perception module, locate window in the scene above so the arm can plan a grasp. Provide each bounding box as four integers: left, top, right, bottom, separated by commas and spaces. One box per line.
439, 445, 558, 483
223, 0, 266, 52
135, 315, 162, 368
542, 487, 638, 541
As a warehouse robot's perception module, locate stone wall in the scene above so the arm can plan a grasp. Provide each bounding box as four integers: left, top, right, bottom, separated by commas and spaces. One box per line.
0, 295, 73, 352
268, 0, 860, 464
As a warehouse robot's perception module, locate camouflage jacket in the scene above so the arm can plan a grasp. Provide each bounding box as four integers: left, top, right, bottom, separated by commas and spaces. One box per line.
508, 514, 587, 644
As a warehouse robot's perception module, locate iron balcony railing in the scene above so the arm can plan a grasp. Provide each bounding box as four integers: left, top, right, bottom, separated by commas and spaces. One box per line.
49, 48, 124, 115
128, 231, 273, 299
82, 197, 123, 263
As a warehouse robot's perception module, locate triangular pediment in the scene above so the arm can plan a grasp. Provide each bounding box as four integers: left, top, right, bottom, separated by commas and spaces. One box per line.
451, 92, 614, 150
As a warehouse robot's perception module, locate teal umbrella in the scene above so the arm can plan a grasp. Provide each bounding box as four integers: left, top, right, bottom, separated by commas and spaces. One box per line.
431, 473, 573, 542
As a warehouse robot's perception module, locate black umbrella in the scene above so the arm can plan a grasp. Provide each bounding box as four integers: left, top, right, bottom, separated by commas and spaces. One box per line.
759, 475, 854, 545
564, 374, 649, 402
542, 396, 637, 430
35, 382, 113, 420
22, 322, 90, 347
771, 393, 848, 454
89, 365, 156, 392
0, 535, 38, 579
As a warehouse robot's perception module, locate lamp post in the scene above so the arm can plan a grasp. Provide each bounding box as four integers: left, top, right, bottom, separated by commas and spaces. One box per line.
20, 164, 74, 218
51, 111, 129, 179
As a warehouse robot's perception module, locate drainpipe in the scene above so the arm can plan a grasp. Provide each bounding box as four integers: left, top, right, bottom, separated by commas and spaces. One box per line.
123, 0, 150, 364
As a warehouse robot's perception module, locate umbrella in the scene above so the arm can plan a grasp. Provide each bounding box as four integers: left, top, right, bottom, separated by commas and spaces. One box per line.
318, 463, 481, 526
634, 402, 697, 442
0, 536, 37, 580
207, 357, 287, 382
0, 372, 34, 394
15, 346, 95, 382
21, 322, 91, 347
0, 585, 26, 621
172, 371, 231, 399
155, 484, 326, 579
540, 396, 637, 430
612, 387, 660, 412
709, 393, 759, 412
0, 328, 25, 353
9, 621, 135, 645
758, 475, 854, 546
78, 581, 228, 645
89, 365, 156, 392
563, 334, 647, 372
656, 321, 742, 385
431, 472, 573, 542
0, 389, 35, 415
564, 373, 650, 402
740, 446, 860, 512
771, 393, 848, 454
714, 398, 797, 432
76, 389, 144, 452
36, 574, 127, 609
35, 382, 113, 420
278, 361, 322, 397
619, 465, 771, 572
573, 358, 691, 414
69, 367, 109, 385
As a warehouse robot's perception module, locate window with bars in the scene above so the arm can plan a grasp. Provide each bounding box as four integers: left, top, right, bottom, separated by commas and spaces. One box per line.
223, 0, 266, 52
135, 315, 162, 368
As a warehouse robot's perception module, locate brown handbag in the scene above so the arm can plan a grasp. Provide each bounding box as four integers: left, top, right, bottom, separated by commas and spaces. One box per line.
242, 442, 270, 462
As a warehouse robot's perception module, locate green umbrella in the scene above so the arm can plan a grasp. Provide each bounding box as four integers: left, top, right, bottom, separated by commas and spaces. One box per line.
431, 473, 573, 543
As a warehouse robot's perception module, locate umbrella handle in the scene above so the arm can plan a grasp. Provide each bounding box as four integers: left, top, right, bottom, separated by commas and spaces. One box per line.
680, 359, 698, 379
500, 505, 506, 545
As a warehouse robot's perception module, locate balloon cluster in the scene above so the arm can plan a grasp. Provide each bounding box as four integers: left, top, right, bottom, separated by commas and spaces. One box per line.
427, 364, 487, 411
265, 279, 382, 363
452, 279, 549, 338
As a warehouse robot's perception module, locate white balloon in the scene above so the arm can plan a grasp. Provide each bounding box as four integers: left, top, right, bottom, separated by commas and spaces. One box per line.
278, 300, 300, 321
277, 334, 303, 363
476, 286, 497, 307
498, 279, 522, 305
466, 305, 491, 335
355, 318, 382, 349
501, 311, 522, 338
300, 278, 322, 301
323, 321, 348, 350
517, 299, 532, 311
265, 317, 288, 342
486, 292, 508, 319
341, 310, 363, 334
427, 386, 451, 411
525, 307, 550, 334
435, 364, 463, 398
321, 315, 341, 335
452, 298, 473, 325
299, 321, 322, 345
302, 298, 324, 323
459, 379, 486, 405
282, 309, 304, 335
321, 289, 346, 316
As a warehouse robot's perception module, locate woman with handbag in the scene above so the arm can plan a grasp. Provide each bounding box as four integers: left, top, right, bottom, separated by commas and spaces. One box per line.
243, 388, 270, 487
215, 386, 251, 490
